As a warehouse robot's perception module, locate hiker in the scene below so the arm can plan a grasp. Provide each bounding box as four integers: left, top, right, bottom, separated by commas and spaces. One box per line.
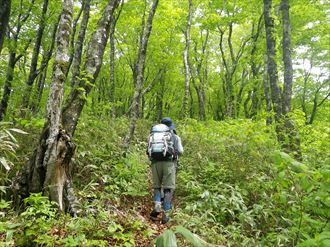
147, 117, 183, 224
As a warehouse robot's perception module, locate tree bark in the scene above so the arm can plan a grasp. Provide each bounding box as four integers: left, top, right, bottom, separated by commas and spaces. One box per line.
123, 0, 159, 150
62, 0, 119, 136
281, 0, 293, 115
263, 55, 273, 125
109, 0, 124, 117
70, 0, 91, 87
264, 0, 301, 160
308, 83, 330, 125
65, 1, 84, 78
263, 0, 282, 122
0, 51, 16, 121
192, 29, 209, 121
30, 16, 60, 114
21, 0, 49, 113
182, 0, 193, 119
249, 16, 263, 118
13, 0, 75, 212
156, 71, 165, 121
0, 0, 11, 54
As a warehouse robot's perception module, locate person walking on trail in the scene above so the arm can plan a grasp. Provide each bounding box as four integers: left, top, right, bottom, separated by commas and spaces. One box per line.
147, 117, 184, 224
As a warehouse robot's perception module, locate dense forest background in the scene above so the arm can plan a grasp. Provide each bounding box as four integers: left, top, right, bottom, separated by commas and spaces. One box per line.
0, 0, 329, 246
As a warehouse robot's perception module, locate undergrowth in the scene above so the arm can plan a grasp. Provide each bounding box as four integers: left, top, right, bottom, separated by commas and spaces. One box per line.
0, 113, 329, 246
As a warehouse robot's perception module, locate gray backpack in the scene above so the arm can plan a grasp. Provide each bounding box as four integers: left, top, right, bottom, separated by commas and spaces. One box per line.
148, 124, 175, 160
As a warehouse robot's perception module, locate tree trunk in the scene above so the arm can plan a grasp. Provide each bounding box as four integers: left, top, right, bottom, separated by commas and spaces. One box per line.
308, 84, 330, 125
62, 0, 119, 137
70, 0, 91, 87
123, 0, 159, 150
13, 0, 75, 212
21, 0, 49, 113
263, 0, 282, 122
109, 0, 124, 118
30, 16, 60, 114
192, 29, 209, 121
156, 71, 165, 121
31, 70, 47, 115
65, 1, 84, 78
249, 16, 263, 118
236, 70, 248, 117
0, 51, 16, 121
182, 0, 193, 119
14, 0, 119, 214
264, 0, 301, 160
263, 55, 273, 125
0, 0, 11, 54
281, 0, 293, 115
281, 0, 302, 159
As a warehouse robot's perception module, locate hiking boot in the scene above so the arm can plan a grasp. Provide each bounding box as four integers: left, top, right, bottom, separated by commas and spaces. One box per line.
150, 202, 161, 221
150, 209, 160, 220
161, 212, 170, 224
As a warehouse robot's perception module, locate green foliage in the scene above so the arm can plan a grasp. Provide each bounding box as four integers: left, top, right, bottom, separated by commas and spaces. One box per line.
174, 118, 329, 245
0, 200, 20, 246
1, 114, 329, 246
0, 122, 27, 196
15, 193, 58, 246
155, 225, 209, 247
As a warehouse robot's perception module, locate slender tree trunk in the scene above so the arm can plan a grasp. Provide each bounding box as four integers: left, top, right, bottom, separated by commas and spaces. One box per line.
244, 90, 252, 118
70, 0, 91, 87
109, 20, 116, 116
281, 0, 302, 159
308, 84, 330, 125
249, 16, 263, 118
263, 55, 273, 125
0, 51, 16, 121
156, 71, 165, 121
236, 70, 248, 117
281, 0, 293, 115
21, 0, 49, 113
30, 16, 60, 114
31, 70, 47, 114
225, 23, 235, 118
62, 0, 119, 136
123, 0, 159, 150
182, 0, 193, 118
109, 0, 124, 117
193, 29, 208, 121
65, 1, 84, 78
263, 0, 282, 122
301, 71, 309, 123
0, 0, 11, 54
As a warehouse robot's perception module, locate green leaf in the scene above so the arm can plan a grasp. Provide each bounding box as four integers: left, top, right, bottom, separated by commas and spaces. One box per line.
8, 128, 28, 135
155, 229, 177, 247
174, 226, 204, 247
0, 157, 11, 171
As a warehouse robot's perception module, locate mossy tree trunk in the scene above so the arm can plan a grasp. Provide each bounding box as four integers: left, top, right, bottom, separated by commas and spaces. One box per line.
13, 0, 119, 213
263, 0, 302, 160
123, 0, 159, 150
0, 0, 11, 54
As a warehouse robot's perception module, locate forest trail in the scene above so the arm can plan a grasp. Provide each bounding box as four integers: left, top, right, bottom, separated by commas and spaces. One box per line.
133, 183, 176, 246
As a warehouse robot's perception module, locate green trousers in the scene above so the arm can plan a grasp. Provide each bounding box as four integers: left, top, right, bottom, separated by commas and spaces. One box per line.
151, 160, 176, 189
